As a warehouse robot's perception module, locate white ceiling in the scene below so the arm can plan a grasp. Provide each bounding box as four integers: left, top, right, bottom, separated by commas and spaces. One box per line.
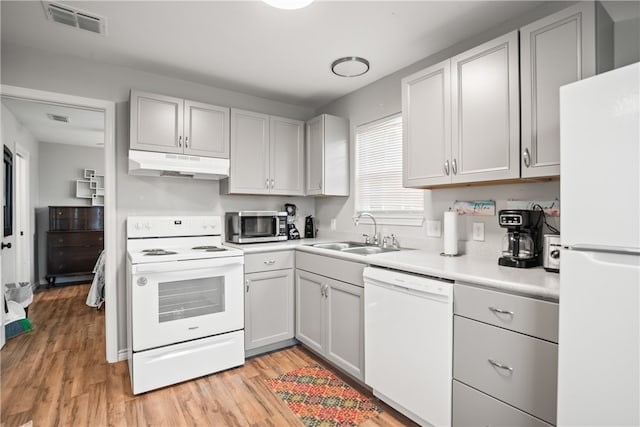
1, 0, 551, 108
2, 97, 104, 147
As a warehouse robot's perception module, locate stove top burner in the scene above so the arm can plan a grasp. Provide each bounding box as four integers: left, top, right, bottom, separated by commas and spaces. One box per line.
143, 249, 178, 256
192, 245, 228, 252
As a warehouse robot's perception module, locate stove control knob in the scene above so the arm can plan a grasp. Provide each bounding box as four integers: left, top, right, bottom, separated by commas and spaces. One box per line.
137, 277, 148, 287
135, 222, 142, 230
209, 223, 216, 230
144, 222, 151, 230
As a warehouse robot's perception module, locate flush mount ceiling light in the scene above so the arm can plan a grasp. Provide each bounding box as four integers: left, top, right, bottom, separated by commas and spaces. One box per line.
262, 0, 314, 10
331, 57, 370, 77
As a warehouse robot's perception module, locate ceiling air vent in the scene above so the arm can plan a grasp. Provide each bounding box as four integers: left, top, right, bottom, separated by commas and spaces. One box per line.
42, 1, 106, 35
47, 113, 69, 123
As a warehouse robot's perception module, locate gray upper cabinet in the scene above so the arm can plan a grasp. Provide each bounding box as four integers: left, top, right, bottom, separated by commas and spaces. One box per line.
451, 30, 520, 183
520, 2, 613, 178
305, 114, 349, 196
222, 109, 304, 195
402, 59, 451, 187
130, 90, 229, 158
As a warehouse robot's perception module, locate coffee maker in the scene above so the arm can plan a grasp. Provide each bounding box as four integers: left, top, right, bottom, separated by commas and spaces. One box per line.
284, 203, 300, 240
498, 209, 543, 268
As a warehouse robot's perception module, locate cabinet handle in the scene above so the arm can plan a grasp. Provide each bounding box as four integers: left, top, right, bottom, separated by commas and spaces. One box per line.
185, 136, 189, 148
523, 148, 531, 168
178, 136, 182, 147
488, 358, 513, 372
451, 158, 458, 175
245, 279, 249, 293
489, 306, 514, 316
443, 160, 450, 176
270, 179, 274, 189
324, 285, 329, 299
264, 260, 276, 265
265, 178, 269, 189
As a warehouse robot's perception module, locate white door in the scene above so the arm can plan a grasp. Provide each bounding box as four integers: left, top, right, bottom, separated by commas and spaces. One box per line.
305, 115, 324, 195
451, 31, 520, 183
324, 278, 364, 380
15, 151, 29, 284
402, 59, 452, 187
270, 116, 304, 195
228, 109, 270, 194
184, 100, 230, 158
294, 269, 324, 354
0, 140, 4, 350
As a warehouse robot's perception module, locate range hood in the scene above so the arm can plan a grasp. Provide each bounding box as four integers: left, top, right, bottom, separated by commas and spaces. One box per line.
128, 150, 229, 180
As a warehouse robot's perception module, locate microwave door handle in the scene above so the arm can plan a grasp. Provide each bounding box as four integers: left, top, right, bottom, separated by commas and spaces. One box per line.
275, 216, 280, 235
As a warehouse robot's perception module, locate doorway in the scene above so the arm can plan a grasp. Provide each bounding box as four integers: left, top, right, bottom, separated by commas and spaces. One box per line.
15, 149, 29, 285
0, 85, 117, 362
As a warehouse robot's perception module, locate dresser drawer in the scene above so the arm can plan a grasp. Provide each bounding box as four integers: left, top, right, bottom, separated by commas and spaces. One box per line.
454, 283, 559, 342
453, 380, 553, 427
47, 246, 102, 274
453, 316, 558, 425
244, 251, 294, 274
47, 231, 104, 248
49, 206, 103, 231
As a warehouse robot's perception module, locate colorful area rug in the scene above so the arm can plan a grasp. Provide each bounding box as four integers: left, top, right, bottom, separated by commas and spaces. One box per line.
266, 364, 383, 427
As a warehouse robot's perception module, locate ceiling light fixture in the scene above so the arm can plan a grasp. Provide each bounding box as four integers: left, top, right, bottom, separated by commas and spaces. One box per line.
331, 56, 370, 77
262, 0, 314, 10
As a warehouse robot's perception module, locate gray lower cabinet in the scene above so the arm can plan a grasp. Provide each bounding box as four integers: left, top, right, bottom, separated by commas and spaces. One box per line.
453, 282, 559, 426
295, 252, 365, 380
244, 251, 295, 356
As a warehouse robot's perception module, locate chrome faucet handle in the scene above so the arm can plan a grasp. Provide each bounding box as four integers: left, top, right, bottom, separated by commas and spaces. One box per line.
391, 234, 399, 248
362, 233, 370, 245
382, 236, 388, 248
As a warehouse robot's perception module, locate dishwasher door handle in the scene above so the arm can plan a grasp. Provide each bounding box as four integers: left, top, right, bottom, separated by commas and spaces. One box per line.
365, 280, 450, 303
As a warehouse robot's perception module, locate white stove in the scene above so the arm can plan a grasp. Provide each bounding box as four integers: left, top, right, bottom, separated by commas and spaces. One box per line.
126, 216, 245, 395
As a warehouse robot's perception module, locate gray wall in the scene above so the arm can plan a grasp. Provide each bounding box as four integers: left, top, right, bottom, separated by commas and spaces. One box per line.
36, 142, 104, 284
1, 42, 315, 353
614, 17, 640, 67
1, 104, 40, 286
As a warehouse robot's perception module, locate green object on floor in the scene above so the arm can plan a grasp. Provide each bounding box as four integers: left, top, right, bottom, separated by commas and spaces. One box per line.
5, 318, 33, 339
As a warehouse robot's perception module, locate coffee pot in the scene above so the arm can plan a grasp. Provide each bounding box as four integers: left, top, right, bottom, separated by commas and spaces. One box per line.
498, 209, 543, 268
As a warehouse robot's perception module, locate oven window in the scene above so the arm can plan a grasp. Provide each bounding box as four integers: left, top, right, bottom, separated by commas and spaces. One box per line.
158, 277, 225, 323
241, 216, 275, 237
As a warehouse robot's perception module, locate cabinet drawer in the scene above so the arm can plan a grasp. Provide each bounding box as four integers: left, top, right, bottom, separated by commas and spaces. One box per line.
453, 316, 558, 425
244, 251, 294, 274
296, 251, 365, 287
453, 380, 552, 427
47, 231, 104, 248
454, 283, 559, 342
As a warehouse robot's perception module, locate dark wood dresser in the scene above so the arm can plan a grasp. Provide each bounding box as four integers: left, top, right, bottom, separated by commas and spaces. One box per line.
46, 206, 104, 287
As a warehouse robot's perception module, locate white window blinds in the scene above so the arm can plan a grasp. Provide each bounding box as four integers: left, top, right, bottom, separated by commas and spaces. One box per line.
355, 114, 424, 217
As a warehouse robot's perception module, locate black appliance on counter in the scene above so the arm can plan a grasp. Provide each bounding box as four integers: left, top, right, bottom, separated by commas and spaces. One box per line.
498, 209, 543, 268
284, 203, 300, 240
304, 215, 317, 238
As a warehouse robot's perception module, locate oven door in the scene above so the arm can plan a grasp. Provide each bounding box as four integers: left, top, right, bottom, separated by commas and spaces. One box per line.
130, 257, 243, 351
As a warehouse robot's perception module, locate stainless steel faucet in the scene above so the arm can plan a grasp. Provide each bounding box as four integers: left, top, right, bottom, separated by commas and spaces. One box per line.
354, 212, 378, 245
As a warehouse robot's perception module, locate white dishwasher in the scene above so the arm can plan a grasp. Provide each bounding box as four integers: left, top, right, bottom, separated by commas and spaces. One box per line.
364, 267, 453, 427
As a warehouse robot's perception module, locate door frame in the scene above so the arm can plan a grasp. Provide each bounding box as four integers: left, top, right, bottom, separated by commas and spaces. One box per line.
14, 145, 30, 285
1, 85, 118, 363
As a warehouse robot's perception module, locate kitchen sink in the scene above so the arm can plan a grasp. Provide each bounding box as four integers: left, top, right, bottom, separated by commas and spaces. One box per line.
311, 241, 366, 250
340, 246, 400, 255
310, 241, 403, 255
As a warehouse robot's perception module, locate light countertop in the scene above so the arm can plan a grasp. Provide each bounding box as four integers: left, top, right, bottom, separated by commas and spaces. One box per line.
224, 239, 560, 302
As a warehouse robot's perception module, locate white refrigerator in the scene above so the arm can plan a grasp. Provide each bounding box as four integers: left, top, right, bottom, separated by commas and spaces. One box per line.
558, 62, 639, 426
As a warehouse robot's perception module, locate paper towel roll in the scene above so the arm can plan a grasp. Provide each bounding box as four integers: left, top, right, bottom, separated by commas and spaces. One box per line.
443, 211, 458, 255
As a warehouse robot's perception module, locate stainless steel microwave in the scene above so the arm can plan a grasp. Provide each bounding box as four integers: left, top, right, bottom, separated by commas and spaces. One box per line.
225, 211, 288, 243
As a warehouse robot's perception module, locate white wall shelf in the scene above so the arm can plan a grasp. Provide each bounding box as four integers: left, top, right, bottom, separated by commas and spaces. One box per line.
76, 169, 103, 205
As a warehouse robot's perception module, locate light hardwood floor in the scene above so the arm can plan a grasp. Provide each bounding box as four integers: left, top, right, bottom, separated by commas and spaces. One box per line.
1, 284, 417, 427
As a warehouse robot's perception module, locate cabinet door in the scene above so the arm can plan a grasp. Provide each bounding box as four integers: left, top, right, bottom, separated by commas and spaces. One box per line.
184, 100, 230, 159
295, 269, 324, 354
402, 59, 452, 187
228, 109, 270, 194
130, 90, 183, 154
520, 4, 595, 178
270, 116, 304, 195
244, 269, 294, 351
325, 278, 364, 380
451, 31, 520, 183
305, 115, 324, 195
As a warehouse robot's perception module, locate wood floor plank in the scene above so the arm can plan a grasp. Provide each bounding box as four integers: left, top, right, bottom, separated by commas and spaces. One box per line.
1, 284, 417, 427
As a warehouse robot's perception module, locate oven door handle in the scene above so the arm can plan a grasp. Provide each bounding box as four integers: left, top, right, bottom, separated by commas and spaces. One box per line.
130, 257, 244, 274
